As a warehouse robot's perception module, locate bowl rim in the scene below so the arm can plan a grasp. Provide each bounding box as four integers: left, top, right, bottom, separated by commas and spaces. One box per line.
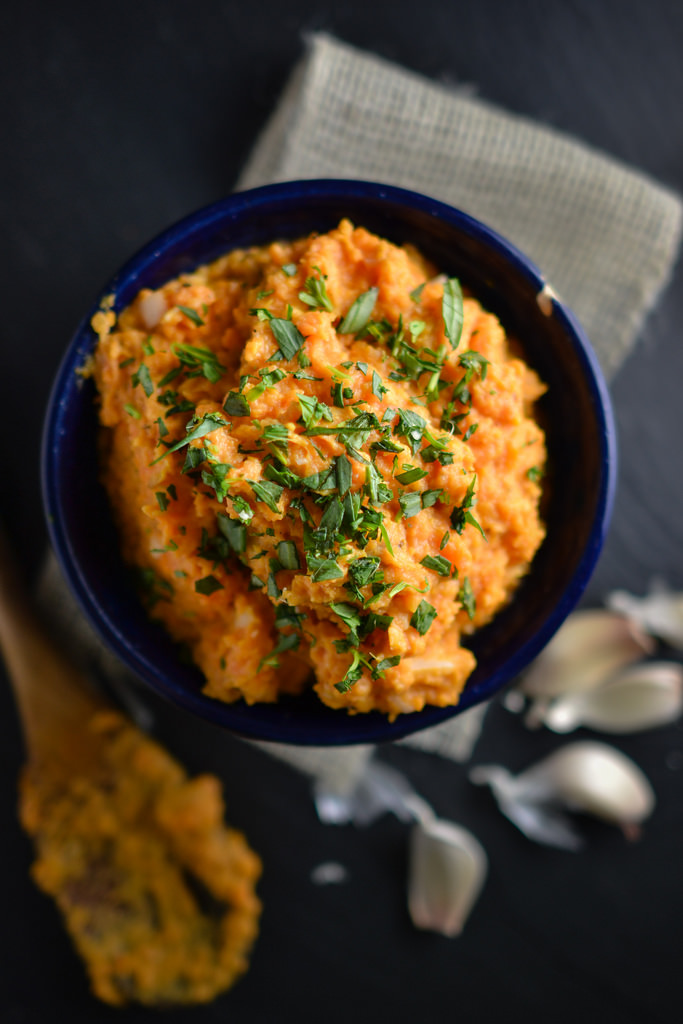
41, 178, 617, 745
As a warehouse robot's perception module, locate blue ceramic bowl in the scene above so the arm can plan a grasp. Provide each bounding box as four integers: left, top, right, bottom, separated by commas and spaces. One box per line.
42, 180, 616, 745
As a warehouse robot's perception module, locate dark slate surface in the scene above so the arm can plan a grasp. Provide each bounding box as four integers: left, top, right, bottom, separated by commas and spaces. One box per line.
1, 2, 682, 1021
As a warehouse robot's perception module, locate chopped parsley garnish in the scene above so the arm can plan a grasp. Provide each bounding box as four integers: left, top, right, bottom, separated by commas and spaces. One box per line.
395, 465, 428, 485
173, 342, 225, 383
132, 363, 154, 397
195, 574, 224, 595
217, 512, 247, 554
398, 491, 423, 519
442, 278, 464, 349
420, 554, 452, 576
151, 411, 227, 464
270, 318, 306, 360
298, 393, 333, 428
458, 349, 489, 380
124, 403, 141, 419
223, 391, 251, 416
281, 263, 297, 277
450, 475, 486, 539
527, 465, 543, 482
276, 540, 300, 570
372, 370, 388, 399
410, 599, 438, 635
458, 576, 476, 619
155, 491, 170, 512
249, 479, 284, 513
299, 269, 333, 312
246, 367, 287, 402
338, 287, 379, 334
177, 304, 205, 327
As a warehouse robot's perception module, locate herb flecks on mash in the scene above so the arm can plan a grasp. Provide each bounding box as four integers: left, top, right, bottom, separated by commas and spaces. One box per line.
92, 220, 547, 718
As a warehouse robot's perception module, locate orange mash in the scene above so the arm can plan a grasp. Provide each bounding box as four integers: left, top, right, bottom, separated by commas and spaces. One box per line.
20, 710, 262, 1006
92, 221, 546, 718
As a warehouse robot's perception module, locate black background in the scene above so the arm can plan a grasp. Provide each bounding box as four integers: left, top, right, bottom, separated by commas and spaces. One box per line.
2, 2, 682, 1022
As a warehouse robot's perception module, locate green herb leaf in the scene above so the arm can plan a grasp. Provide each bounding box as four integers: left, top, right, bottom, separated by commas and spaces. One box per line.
298, 393, 333, 428
152, 411, 227, 464
223, 391, 251, 416
395, 465, 428, 485
458, 349, 489, 380
410, 599, 438, 635
245, 366, 287, 402
421, 488, 443, 508
442, 278, 464, 349
335, 454, 353, 496
276, 540, 300, 570
449, 474, 486, 539
124, 403, 141, 419
173, 342, 225, 383
132, 363, 154, 397
310, 558, 345, 582
177, 305, 205, 327
195, 574, 224, 595
339, 287, 379, 334
458, 576, 476, 619
335, 650, 364, 692
249, 479, 284, 513
217, 513, 247, 554
371, 370, 388, 400
299, 271, 333, 312
282, 263, 297, 277
420, 554, 452, 576
155, 491, 169, 512
399, 491, 423, 519
270, 318, 306, 360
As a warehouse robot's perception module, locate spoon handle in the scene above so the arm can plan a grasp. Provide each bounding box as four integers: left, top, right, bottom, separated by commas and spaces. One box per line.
0, 526, 104, 766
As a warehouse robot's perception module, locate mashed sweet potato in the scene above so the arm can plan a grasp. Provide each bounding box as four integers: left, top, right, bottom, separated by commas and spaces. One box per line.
20, 710, 262, 1006
92, 220, 546, 718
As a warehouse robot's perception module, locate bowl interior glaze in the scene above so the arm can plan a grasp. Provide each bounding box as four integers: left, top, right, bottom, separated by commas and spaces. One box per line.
42, 180, 616, 745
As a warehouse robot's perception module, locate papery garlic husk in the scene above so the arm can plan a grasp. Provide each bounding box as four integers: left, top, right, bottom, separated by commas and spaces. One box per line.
519, 609, 654, 702
541, 661, 683, 734
470, 741, 655, 850
608, 581, 683, 650
408, 812, 488, 937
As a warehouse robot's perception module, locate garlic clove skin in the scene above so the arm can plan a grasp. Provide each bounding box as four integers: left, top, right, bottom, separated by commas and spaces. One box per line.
520, 610, 654, 700
469, 763, 584, 849
408, 816, 488, 937
470, 741, 655, 849
608, 581, 683, 650
541, 661, 683, 734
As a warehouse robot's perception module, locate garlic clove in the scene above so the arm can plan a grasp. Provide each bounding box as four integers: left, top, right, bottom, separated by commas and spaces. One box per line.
470, 741, 655, 849
138, 289, 167, 329
408, 816, 488, 937
541, 661, 683, 734
533, 741, 655, 826
519, 609, 654, 699
608, 581, 683, 650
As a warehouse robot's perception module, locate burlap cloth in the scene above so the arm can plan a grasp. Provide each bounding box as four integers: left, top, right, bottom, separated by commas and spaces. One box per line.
41, 34, 683, 792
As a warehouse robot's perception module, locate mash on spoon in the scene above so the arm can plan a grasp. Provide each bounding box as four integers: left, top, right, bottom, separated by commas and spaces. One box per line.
92, 220, 546, 718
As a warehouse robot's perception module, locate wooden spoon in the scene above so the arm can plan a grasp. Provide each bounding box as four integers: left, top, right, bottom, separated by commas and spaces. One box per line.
0, 527, 262, 1007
